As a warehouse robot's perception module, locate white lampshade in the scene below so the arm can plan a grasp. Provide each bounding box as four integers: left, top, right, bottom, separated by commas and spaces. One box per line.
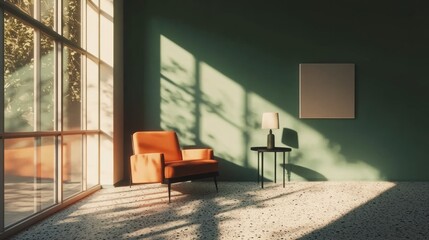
261, 112, 279, 129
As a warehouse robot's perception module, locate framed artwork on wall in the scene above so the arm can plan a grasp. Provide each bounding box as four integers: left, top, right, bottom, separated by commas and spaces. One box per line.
299, 63, 355, 119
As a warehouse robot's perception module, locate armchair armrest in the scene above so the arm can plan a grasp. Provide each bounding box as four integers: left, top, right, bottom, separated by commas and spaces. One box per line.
181, 148, 214, 160
130, 153, 164, 184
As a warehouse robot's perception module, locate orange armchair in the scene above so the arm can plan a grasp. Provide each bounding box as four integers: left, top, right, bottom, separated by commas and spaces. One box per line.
130, 131, 219, 202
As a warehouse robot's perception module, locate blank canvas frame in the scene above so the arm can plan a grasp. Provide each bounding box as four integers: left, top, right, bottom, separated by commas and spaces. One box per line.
299, 63, 355, 119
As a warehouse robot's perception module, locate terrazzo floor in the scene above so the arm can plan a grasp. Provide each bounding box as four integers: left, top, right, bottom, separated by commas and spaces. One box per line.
11, 181, 429, 240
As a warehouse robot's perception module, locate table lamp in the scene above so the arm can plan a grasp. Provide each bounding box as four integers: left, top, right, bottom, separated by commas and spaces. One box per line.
261, 112, 279, 149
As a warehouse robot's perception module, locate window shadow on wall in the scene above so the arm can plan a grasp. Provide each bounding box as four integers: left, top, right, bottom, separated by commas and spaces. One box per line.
159, 37, 258, 180
123, 3, 392, 182
125, 26, 384, 183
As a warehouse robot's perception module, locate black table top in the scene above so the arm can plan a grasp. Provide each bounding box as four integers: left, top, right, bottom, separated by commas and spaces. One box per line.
250, 146, 292, 152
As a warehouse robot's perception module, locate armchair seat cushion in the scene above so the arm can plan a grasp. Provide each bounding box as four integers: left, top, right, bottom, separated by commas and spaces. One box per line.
164, 159, 218, 179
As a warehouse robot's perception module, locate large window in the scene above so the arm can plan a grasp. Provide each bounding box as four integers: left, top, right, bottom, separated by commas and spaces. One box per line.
1, 0, 105, 235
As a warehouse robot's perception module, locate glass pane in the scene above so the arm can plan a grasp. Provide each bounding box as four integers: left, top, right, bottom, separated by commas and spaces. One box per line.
63, 135, 83, 199
87, 58, 99, 129
4, 13, 35, 132
4, 137, 55, 227
63, 0, 82, 45
86, 134, 99, 188
99, 0, 113, 66
38, 137, 56, 209
40, 34, 55, 131
41, 0, 55, 29
99, 62, 112, 135
63, 46, 82, 130
5, 0, 34, 17
87, 0, 99, 55
88, 0, 99, 7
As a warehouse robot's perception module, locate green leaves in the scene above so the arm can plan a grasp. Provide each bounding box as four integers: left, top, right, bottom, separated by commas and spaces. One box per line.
4, 0, 82, 131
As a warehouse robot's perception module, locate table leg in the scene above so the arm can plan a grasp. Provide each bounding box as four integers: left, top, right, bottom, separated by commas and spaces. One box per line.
287, 152, 291, 182
261, 152, 264, 188
283, 152, 285, 188
257, 152, 260, 183
274, 152, 277, 183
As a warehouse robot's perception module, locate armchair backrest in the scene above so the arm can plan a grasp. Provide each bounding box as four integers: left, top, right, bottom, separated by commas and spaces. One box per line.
132, 131, 183, 162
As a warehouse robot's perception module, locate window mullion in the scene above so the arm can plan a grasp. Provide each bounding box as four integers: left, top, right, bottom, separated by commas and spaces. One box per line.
34, 0, 41, 132
56, 0, 64, 204
0, 5, 5, 234
82, 0, 87, 191
1, 5, 5, 136
33, 0, 43, 214
56, 42, 63, 204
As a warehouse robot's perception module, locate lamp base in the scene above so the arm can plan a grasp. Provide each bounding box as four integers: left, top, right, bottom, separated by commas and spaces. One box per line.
267, 130, 275, 149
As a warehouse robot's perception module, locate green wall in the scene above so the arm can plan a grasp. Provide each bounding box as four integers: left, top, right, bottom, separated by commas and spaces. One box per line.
123, 0, 429, 181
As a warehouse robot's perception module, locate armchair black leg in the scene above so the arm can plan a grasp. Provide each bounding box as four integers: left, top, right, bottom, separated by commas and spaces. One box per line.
168, 182, 171, 203
214, 176, 218, 193
129, 167, 132, 188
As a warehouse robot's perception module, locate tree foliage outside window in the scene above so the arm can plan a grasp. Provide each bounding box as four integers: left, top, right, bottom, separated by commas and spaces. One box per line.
5, 0, 33, 17
3, 0, 82, 131
63, 0, 82, 104
4, 12, 35, 131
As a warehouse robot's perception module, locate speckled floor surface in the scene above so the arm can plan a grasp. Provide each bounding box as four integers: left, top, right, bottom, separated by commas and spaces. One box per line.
11, 182, 429, 240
